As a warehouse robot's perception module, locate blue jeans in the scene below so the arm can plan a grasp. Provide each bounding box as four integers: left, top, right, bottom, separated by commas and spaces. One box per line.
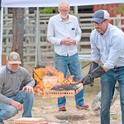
0, 90, 34, 122
55, 53, 84, 107
100, 67, 124, 124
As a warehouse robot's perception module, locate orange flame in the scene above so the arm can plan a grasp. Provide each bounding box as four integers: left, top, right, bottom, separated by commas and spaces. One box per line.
33, 66, 73, 96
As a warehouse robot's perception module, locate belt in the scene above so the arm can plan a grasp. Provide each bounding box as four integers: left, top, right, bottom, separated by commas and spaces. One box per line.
114, 66, 124, 69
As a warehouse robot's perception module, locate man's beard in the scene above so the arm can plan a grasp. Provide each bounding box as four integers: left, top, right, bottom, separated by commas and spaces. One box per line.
61, 14, 69, 20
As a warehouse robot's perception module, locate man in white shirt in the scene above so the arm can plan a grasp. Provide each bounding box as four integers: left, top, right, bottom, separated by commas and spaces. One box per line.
81, 9, 124, 124
47, 0, 88, 111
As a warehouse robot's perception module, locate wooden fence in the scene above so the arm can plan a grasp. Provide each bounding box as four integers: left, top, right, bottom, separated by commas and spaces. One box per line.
2, 11, 124, 68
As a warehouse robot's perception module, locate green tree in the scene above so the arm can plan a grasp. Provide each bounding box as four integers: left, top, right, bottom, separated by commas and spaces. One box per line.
113, 4, 124, 14
39, 7, 57, 14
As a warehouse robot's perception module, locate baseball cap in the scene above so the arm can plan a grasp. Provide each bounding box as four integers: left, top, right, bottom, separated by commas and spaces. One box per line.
8, 51, 21, 64
92, 10, 110, 23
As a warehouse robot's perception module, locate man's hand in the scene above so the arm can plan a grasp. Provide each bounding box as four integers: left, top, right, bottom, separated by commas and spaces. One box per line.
10, 100, 22, 110
61, 37, 76, 45
22, 85, 34, 93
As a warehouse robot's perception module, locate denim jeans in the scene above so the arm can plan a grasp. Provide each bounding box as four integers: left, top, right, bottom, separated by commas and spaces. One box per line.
100, 66, 124, 124
0, 90, 34, 122
55, 53, 84, 107
0, 103, 17, 123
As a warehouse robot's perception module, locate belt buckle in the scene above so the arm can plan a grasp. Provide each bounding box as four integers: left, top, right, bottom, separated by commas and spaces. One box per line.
114, 66, 118, 69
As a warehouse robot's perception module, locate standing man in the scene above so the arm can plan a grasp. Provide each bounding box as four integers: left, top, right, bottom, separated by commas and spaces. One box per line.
82, 9, 124, 124
0, 51, 35, 124
47, 0, 88, 111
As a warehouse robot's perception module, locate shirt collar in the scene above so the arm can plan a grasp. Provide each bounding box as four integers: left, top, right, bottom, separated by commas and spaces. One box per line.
58, 14, 71, 23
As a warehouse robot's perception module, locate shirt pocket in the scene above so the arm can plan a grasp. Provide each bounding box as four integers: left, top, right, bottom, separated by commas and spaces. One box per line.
70, 27, 76, 36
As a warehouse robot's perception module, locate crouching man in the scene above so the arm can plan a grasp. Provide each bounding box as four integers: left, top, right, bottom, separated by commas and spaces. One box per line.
0, 51, 35, 124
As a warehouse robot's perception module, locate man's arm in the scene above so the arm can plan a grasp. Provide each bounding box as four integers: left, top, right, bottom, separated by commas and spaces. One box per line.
20, 68, 35, 92
73, 17, 81, 44
0, 93, 12, 104
21, 68, 35, 87
0, 94, 22, 110
0, 69, 12, 104
47, 17, 62, 45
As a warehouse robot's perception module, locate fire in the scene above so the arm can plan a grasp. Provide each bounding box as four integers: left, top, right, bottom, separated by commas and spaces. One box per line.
33, 66, 73, 96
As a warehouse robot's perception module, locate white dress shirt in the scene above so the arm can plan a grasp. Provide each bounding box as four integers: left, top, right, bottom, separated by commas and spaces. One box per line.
47, 14, 81, 56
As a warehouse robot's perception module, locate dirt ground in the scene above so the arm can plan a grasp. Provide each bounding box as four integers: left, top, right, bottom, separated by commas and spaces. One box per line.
4, 84, 121, 124
3, 64, 121, 124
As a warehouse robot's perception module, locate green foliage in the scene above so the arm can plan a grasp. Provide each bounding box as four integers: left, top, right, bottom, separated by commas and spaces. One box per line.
113, 4, 124, 14
39, 7, 56, 14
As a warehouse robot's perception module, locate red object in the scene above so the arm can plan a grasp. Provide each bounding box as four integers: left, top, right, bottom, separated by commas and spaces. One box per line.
59, 106, 66, 111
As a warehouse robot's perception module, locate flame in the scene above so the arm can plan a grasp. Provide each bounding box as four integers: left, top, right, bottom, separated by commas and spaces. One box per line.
33, 66, 73, 96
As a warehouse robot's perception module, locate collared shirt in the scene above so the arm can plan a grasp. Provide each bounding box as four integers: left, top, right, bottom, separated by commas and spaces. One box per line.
90, 24, 124, 69
47, 14, 81, 56
0, 66, 35, 104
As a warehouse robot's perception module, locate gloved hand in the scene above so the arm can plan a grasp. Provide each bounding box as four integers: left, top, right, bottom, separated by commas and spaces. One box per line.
81, 65, 105, 86
88, 62, 99, 74
85, 62, 99, 86
92, 65, 105, 78
83, 74, 94, 86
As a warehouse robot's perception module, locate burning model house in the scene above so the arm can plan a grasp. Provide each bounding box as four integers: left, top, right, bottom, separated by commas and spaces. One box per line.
33, 66, 83, 97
